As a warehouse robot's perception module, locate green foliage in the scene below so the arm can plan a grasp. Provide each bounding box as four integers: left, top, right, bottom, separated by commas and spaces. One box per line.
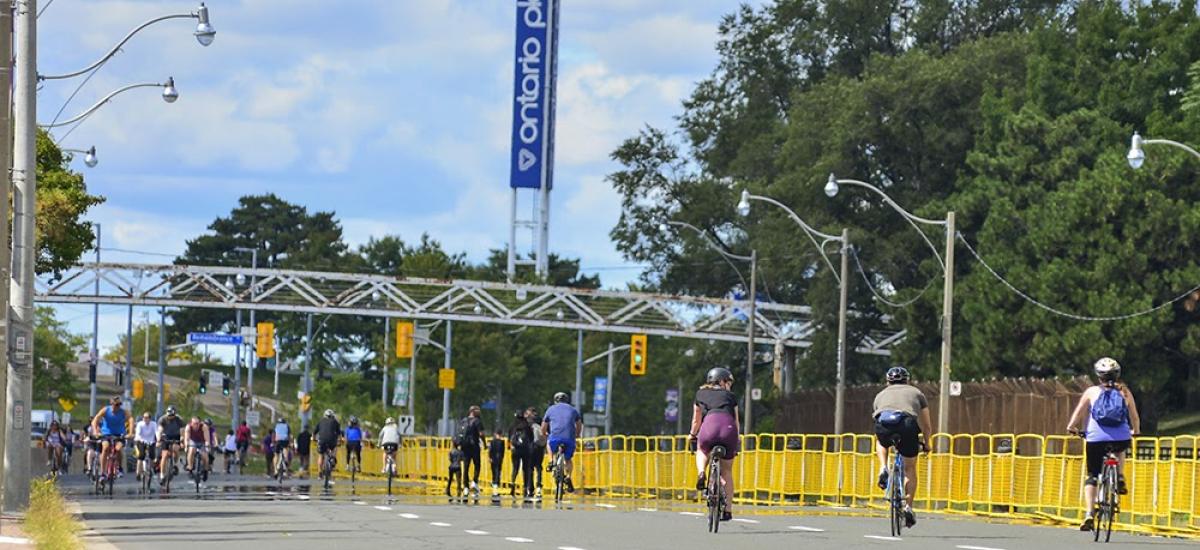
36, 129, 104, 275
28, 478, 82, 549
34, 307, 84, 404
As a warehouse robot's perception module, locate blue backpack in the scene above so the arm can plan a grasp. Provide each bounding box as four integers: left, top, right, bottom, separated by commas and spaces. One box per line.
1091, 387, 1129, 428
878, 410, 906, 427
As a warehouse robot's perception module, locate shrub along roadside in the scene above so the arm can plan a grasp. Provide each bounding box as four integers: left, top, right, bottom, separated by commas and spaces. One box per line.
26, 479, 82, 550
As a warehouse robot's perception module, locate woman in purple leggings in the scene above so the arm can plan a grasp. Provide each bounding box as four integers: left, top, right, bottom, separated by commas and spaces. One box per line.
687, 367, 741, 521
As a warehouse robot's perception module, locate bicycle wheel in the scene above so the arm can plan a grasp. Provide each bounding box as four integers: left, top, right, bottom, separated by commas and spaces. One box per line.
707, 458, 722, 533
386, 461, 394, 495
890, 463, 904, 537
1093, 481, 1105, 542
1103, 468, 1117, 543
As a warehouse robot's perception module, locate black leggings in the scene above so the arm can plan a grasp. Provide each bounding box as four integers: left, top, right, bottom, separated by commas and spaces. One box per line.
490, 458, 503, 485
529, 445, 545, 487
461, 444, 481, 484
510, 447, 532, 495
446, 468, 462, 495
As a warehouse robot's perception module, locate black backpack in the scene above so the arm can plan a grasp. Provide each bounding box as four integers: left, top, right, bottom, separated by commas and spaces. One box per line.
456, 417, 475, 445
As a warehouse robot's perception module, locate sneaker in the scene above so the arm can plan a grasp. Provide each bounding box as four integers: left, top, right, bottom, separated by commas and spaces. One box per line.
565, 477, 575, 493
696, 474, 706, 492
903, 507, 916, 528
1118, 476, 1128, 495
534, 487, 542, 498
462, 486, 470, 497
720, 510, 733, 522
877, 470, 889, 491
1080, 516, 1094, 531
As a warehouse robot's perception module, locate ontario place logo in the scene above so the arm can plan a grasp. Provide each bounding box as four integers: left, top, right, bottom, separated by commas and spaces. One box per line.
516, 0, 547, 172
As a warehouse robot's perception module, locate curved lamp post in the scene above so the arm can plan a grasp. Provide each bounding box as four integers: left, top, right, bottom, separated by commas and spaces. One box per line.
1127, 132, 1200, 168
39, 3, 214, 81
63, 146, 98, 168
659, 220, 759, 433
826, 173, 956, 437
39, 78, 179, 128
736, 190, 853, 434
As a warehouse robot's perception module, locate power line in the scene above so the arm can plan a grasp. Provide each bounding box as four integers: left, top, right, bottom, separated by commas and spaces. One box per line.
850, 247, 936, 309
957, 232, 1200, 322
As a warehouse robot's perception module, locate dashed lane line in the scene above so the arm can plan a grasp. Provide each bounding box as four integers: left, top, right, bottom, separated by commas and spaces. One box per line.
557, 547, 587, 550
429, 522, 452, 527
374, 506, 392, 511
595, 503, 617, 508
353, 500, 367, 505
679, 512, 705, 517
505, 537, 535, 543
398, 513, 420, 519
464, 530, 489, 535
788, 526, 826, 532
956, 546, 1006, 550
637, 507, 657, 512
864, 535, 902, 541
731, 518, 760, 524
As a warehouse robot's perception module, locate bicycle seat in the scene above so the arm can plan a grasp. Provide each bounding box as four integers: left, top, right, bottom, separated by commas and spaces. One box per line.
711, 444, 727, 458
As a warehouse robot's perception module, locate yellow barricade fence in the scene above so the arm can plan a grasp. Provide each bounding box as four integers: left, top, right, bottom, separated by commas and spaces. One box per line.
348, 433, 1198, 538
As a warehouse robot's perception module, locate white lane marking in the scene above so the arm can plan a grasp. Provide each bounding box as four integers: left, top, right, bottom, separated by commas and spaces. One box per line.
505, 537, 535, 543
353, 500, 367, 505
679, 512, 705, 517
465, 530, 489, 535
429, 522, 452, 527
864, 535, 902, 541
637, 507, 657, 512
0, 536, 30, 544
265, 491, 277, 496
558, 547, 587, 550
788, 526, 825, 532
596, 503, 617, 508
732, 518, 760, 524
296, 495, 310, 500
957, 546, 1006, 550
398, 513, 420, 519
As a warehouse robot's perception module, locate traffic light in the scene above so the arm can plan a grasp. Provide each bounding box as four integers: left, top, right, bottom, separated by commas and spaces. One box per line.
132, 379, 144, 400
630, 333, 647, 376
300, 393, 312, 413
222, 375, 231, 396
395, 321, 414, 358
198, 371, 208, 394
256, 322, 275, 358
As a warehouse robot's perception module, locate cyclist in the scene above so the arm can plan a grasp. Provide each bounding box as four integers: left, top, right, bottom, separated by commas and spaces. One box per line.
378, 417, 402, 474
315, 409, 341, 478
89, 396, 130, 478
541, 392, 582, 493
273, 418, 292, 477
44, 420, 65, 473
84, 424, 102, 476
205, 418, 219, 474
184, 416, 214, 486
296, 425, 312, 476
63, 424, 77, 473
872, 366, 932, 529
345, 416, 364, 472
456, 405, 486, 497
1066, 357, 1141, 531
156, 406, 185, 486
133, 412, 159, 480
688, 367, 740, 521
235, 420, 252, 466
222, 430, 238, 473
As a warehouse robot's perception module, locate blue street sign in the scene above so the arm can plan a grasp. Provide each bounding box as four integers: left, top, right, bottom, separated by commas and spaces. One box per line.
593, 376, 607, 413
509, 0, 559, 190
187, 332, 243, 346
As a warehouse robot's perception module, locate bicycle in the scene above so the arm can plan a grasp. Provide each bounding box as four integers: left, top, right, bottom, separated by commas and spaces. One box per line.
274, 445, 290, 485
550, 444, 567, 502
320, 447, 337, 490
136, 442, 155, 493
383, 445, 398, 495
187, 445, 208, 493
703, 444, 727, 534
347, 446, 360, 485
97, 437, 121, 496
1072, 431, 1121, 543
882, 436, 907, 537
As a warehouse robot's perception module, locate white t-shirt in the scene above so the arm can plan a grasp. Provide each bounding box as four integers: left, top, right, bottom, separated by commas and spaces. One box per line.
135, 420, 158, 444
224, 434, 238, 452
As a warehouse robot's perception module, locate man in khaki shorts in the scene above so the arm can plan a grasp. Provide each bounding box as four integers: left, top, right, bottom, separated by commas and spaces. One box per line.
872, 366, 932, 528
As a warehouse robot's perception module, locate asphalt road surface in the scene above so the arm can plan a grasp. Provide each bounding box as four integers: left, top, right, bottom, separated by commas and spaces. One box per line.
62, 473, 1196, 550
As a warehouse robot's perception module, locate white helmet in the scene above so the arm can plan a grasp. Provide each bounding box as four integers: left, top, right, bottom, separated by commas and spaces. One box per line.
324, 409, 335, 418
1094, 357, 1121, 381
385, 417, 396, 425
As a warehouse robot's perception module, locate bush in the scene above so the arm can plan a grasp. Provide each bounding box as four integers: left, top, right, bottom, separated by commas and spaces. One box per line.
27, 479, 82, 550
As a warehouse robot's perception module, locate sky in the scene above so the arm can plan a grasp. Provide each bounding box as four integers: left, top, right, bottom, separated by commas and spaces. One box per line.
38, 0, 761, 352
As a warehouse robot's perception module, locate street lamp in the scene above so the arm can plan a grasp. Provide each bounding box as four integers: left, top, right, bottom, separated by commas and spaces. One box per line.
658, 220, 761, 434
1127, 132, 1200, 169
63, 146, 98, 167
38, 79, 181, 128
826, 173, 956, 437
736, 190, 852, 433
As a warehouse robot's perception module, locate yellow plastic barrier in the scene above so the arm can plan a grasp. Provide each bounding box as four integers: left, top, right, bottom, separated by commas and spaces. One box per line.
344, 433, 1198, 537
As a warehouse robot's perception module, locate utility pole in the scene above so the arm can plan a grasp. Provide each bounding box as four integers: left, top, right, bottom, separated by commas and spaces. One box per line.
88, 225, 100, 416
233, 309, 241, 428
743, 249, 757, 434
5, 0, 38, 512
604, 342, 613, 436
834, 228, 851, 434
156, 307, 166, 418
382, 317, 389, 409
124, 305, 133, 404
938, 212, 956, 438
303, 313, 313, 431
408, 345, 417, 418
0, 0, 14, 507
574, 330, 583, 407
440, 321, 452, 436
247, 249, 257, 404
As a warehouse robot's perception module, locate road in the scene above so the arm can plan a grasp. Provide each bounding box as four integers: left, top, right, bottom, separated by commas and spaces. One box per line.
61, 473, 1196, 550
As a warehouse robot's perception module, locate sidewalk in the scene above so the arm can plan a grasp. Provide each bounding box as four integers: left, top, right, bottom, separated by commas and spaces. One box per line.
0, 515, 31, 548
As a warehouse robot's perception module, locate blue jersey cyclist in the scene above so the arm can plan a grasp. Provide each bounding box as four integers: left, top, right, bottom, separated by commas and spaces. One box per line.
345, 416, 364, 470
89, 396, 131, 466
541, 392, 582, 493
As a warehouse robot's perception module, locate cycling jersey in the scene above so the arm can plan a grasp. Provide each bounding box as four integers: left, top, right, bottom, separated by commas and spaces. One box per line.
316, 417, 341, 445
135, 420, 158, 444
346, 426, 363, 442
186, 424, 207, 446
158, 415, 185, 440
98, 406, 128, 437
274, 422, 290, 442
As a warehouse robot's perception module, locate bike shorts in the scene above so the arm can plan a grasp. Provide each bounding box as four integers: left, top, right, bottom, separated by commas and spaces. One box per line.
133, 441, 154, 459
382, 443, 399, 454
1085, 440, 1130, 479
547, 437, 576, 461
318, 440, 338, 455
274, 441, 290, 455
874, 413, 922, 458
697, 411, 739, 459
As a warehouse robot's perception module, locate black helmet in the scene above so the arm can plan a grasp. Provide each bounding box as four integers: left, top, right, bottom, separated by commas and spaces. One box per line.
553, 392, 569, 404
886, 366, 910, 384
705, 367, 733, 384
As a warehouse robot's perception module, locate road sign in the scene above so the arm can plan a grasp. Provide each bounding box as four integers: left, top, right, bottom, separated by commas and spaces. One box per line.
438, 368, 456, 390
593, 376, 607, 413
950, 381, 963, 397
392, 369, 410, 407
396, 415, 415, 436
583, 412, 604, 427
188, 333, 243, 346
245, 410, 261, 427
61, 412, 71, 426
665, 388, 679, 423
751, 388, 763, 401
13, 402, 23, 430
57, 397, 75, 412
240, 327, 257, 338
208, 370, 223, 388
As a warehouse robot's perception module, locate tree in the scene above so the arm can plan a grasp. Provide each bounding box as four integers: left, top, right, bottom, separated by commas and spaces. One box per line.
37, 129, 104, 275
34, 307, 85, 403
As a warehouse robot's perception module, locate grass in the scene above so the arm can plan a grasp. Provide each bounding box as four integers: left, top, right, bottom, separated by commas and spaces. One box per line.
134, 362, 303, 400
1159, 411, 1200, 436
26, 479, 82, 550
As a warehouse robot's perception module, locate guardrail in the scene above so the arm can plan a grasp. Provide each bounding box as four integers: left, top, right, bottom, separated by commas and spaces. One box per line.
349, 433, 1199, 538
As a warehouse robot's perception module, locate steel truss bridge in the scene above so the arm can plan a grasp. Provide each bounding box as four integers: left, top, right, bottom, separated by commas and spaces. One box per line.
35, 263, 904, 355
